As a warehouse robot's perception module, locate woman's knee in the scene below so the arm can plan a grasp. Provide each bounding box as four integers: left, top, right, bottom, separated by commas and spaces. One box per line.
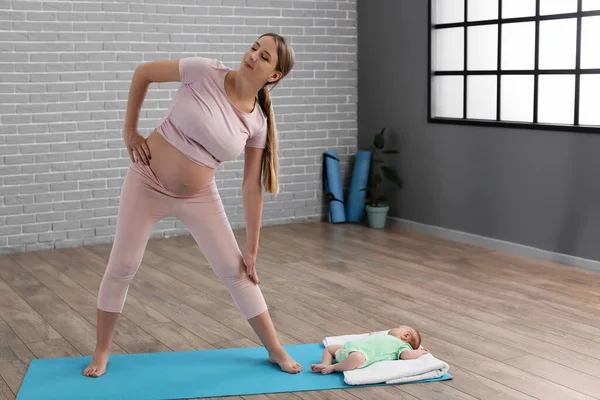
97, 259, 140, 312
215, 257, 252, 286
228, 283, 267, 320
97, 276, 132, 313
103, 258, 140, 283
104, 239, 147, 281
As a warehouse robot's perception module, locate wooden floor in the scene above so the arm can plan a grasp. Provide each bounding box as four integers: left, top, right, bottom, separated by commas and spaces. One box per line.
1, 222, 600, 400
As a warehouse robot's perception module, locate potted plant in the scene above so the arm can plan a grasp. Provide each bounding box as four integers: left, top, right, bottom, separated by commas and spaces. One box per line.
362, 127, 403, 228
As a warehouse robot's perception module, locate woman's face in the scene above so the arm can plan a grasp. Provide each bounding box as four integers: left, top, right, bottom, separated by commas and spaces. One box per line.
241, 36, 282, 85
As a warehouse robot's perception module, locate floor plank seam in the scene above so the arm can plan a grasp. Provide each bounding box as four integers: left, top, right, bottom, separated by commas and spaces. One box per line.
0, 375, 15, 399
126, 245, 344, 346
42, 249, 172, 330
5, 253, 112, 359
500, 359, 600, 399
43, 248, 215, 355
259, 264, 594, 398
5, 223, 600, 400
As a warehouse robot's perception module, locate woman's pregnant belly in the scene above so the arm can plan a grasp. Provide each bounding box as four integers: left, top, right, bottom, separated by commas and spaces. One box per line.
145, 131, 215, 197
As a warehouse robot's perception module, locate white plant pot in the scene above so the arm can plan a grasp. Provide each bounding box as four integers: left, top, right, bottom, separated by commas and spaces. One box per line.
365, 204, 389, 228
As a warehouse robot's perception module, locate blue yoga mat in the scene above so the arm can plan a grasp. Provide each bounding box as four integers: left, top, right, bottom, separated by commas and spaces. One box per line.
16, 343, 451, 400
346, 150, 372, 223
323, 151, 346, 223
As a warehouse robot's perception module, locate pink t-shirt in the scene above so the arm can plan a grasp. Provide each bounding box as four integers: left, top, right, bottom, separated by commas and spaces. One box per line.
154, 57, 268, 169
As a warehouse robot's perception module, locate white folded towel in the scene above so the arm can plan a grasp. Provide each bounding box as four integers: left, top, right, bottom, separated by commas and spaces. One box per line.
321, 332, 450, 385
322, 330, 389, 347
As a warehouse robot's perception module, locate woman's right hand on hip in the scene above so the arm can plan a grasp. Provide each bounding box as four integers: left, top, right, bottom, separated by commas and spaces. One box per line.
124, 127, 151, 165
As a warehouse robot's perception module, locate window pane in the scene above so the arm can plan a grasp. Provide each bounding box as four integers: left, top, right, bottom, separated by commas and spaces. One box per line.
468, 0, 498, 21
539, 19, 577, 69
538, 75, 575, 125
540, 0, 578, 15
467, 76, 497, 120
502, 0, 536, 18
579, 75, 600, 126
467, 25, 498, 70
501, 76, 534, 122
581, 16, 600, 68
501, 22, 535, 70
432, 76, 464, 118
583, 0, 600, 11
433, 0, 464, 24
433, 27, 464, 71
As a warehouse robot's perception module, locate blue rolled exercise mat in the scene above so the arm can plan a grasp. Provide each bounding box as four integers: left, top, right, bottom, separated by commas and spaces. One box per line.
323, 151, 346, 223
345, 150, 371, 222
16, 343, 452, 400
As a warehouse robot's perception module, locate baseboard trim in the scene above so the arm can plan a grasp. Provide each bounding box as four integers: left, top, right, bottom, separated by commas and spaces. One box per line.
387, 216, 600, 273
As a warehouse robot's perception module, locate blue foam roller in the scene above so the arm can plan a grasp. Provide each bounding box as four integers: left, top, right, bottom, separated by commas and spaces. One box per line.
323, 151, 346, 223
346, 150, 371, 222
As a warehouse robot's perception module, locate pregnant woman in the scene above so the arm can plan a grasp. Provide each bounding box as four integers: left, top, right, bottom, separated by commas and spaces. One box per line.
83, 33, 300, 377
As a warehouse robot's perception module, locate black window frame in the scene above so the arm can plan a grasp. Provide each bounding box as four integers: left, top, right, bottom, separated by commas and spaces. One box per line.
427, 0, 600, 134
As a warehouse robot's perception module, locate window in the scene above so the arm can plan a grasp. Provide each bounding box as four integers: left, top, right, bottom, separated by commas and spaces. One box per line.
428, 0, 600, 133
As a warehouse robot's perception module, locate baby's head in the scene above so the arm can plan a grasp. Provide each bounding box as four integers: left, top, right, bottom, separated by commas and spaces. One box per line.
388, 325, 421, 349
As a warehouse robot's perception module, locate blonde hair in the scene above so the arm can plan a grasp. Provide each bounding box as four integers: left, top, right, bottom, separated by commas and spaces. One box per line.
256, 33, 295, 194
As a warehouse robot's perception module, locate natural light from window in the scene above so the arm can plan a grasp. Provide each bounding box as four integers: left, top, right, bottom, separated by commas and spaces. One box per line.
430, 0, 600, 131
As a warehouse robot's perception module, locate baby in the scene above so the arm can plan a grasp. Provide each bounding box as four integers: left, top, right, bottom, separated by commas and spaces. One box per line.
311, 325, 429, 374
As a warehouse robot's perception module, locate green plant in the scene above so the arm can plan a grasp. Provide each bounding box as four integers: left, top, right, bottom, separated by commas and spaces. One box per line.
362, 127, 403, 207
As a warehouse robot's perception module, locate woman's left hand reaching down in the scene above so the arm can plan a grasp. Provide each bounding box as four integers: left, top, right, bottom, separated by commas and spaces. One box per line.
244, 251, 260, 285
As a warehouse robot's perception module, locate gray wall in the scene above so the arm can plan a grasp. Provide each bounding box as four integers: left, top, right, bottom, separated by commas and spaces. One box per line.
358, 0, 600, 262
0, 0, 357, 254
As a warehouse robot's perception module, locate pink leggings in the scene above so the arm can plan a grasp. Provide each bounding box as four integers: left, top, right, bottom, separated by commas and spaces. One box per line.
97, 162, 267, 320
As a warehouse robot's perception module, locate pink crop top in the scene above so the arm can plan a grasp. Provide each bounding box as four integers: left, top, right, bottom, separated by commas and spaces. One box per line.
154, 57, 268, 169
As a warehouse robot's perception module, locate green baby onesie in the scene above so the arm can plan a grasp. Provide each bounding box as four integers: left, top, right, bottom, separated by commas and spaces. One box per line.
335, 334, 413, 368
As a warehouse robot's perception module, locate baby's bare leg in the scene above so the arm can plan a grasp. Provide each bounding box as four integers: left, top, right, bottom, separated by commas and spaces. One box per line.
311, 345, 341, 373
321, 352, 366, 374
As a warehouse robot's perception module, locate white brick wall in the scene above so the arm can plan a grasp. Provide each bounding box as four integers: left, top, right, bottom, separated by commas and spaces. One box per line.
0, 0, 357, 254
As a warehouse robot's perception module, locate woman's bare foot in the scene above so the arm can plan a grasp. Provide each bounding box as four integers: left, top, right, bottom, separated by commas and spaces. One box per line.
268, 347, 302, 374
83, 350, 109, 378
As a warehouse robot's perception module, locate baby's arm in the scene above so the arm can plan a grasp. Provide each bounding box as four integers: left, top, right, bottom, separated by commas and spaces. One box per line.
400, 349, 429, 360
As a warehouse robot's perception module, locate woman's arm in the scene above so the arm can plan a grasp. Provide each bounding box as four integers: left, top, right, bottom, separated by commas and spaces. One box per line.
125, 60, 181, 130
242, 146, 265, 284
123, 60, 181, 164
